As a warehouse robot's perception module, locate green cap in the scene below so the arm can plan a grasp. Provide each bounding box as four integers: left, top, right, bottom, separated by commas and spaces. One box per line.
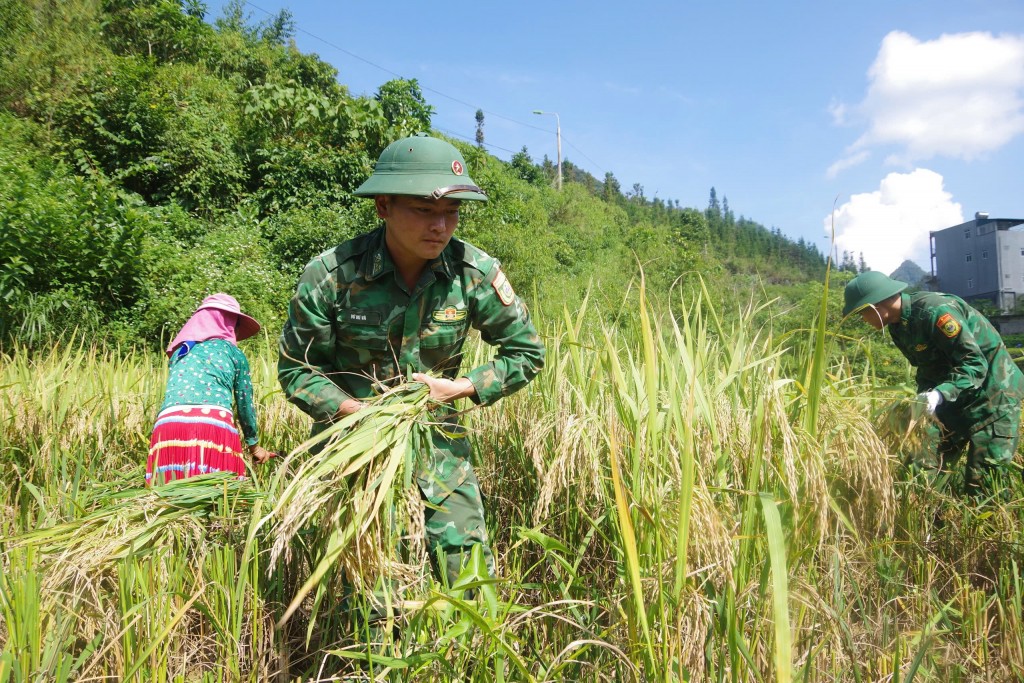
353, 133, 487, 201
843, 271, 908, 316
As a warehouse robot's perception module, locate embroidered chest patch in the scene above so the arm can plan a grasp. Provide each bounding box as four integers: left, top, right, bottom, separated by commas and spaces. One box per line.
343, 310, 382, 326
432, 306, 467, 324
492, 268, 515, 306
936, 313, 961, 338
914, 343, 928, 352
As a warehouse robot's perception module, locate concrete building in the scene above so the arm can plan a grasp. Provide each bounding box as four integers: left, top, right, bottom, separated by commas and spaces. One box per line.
930, 212, 1024, 313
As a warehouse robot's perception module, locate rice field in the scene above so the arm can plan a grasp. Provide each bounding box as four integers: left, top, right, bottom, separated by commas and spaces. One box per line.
1, 281, 1023, 682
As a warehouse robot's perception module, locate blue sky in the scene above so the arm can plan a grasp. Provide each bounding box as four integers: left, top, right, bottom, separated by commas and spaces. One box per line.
209, 0, 1024, 274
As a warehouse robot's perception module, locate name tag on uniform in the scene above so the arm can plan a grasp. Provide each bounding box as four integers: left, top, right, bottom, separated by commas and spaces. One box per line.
342, 310, 382, 326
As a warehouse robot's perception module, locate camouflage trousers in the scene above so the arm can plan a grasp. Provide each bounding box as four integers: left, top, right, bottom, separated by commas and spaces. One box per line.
935, 408, 1022, 496
309, 418, 495, 585
343, 466, 494, 634
324, 421, 495, 632
422, 464, 496, 586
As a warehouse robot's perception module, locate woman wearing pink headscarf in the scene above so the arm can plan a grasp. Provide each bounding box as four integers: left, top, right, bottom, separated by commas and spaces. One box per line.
146, 293, 276, 485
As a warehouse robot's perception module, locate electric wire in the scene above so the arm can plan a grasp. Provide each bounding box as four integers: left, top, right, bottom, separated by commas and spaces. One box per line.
238, 0, 604, 172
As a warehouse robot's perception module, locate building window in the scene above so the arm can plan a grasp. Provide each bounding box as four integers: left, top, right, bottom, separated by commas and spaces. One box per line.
965, 229, 971, 238
1006, 273, 1012, 279
983, 250, 989, 259
968, 278, 974, 289
966, 253, 972, 262
1020, 248, 1024, 256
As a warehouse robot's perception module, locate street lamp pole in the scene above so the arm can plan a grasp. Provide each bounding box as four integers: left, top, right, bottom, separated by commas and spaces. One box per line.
532, 110, 562, 191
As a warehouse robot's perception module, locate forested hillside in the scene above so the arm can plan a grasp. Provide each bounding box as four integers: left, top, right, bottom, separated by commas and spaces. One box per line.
0, 0, 826, 349
7, 4, 1024, 682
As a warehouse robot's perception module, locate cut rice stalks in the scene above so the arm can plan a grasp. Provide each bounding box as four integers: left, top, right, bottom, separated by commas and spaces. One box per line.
874, 394, 941, 469
5, 472, 262, 590
266, 381, 434, 626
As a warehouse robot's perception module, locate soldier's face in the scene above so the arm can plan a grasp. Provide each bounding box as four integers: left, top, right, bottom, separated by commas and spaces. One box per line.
859, 305, 885, 330
377, 195, 461, 263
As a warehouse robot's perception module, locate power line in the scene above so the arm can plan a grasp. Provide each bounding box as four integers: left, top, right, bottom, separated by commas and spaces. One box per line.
239, 0, 604, 173
435, 127, 519, 156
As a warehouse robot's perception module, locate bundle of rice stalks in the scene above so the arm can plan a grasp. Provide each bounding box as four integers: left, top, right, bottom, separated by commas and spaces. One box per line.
874, 394, 940, 470
4, 472, 263, 590
266, 381, 434, 626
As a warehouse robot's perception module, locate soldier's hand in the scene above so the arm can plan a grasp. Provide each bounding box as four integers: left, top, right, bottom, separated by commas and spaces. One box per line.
412, 374, 476, 403
917, 390, 943, 415
337, 398, 366, 417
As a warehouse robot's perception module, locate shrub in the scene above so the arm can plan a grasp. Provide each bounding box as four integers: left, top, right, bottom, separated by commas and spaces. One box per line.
0, 114, 155, 323
262, 201, 377, 277
52, 59, 246, 211
129, 213, 293, 347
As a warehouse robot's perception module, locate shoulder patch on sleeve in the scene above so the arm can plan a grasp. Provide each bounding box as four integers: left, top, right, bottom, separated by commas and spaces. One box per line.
937, 312, 961, 338
492, 268, 516, 306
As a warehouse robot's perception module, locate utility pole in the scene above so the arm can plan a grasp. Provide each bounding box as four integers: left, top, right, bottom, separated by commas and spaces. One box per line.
532, 110, 562, 190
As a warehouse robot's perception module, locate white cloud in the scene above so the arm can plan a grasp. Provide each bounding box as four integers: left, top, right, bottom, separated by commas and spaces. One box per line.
826, 168, 963, 274
832, 31, 1024, 170
826, 150, 871, 178
828, 99, 848, 126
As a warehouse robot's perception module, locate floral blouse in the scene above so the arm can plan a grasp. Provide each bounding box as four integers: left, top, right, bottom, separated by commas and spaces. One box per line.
159, 339, 259, 445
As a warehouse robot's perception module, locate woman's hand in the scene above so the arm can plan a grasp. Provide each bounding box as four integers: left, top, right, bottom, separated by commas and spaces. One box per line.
247, 444, 277, 464
411, 374, 476, 403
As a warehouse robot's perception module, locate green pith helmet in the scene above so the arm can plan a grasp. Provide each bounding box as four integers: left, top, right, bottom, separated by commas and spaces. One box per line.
843, 271, 908, 317
353, 133, 487, 201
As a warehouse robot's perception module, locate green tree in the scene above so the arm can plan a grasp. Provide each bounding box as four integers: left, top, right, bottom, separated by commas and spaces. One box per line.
100, 0, 214, 63
375, 78, 433, 133
52, 58, 246, 211
602, 172, 621, 203
240, 80, 388, 212
706, 186, 721, 221
509, 146, 541, 185
0, 114, 157, 326
630, 183, 645, 203
675, 207, 709, 247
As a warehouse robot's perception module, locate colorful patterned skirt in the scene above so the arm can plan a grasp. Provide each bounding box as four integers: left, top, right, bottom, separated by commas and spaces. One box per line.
145, 405, 246, 485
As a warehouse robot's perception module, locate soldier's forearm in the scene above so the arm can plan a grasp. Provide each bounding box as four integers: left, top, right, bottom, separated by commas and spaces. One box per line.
411, 373, 476, 403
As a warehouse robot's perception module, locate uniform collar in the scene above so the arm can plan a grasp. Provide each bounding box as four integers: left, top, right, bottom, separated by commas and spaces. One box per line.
362, 226, 456, 282
432, 245, 456, 280
362, 227, 394, 281
897, 292, 912, 326
888, 292, 911, 335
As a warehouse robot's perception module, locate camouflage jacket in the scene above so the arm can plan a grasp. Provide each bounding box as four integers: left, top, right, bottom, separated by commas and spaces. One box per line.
888, 291, 1024, 430
278, 225, 544, 426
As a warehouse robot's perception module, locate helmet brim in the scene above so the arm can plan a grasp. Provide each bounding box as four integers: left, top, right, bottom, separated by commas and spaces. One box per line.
353, 174, 487, 202
841, 281, 908, 317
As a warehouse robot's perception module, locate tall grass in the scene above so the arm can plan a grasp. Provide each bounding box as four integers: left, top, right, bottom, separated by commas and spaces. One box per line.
1, 283, 1023, 681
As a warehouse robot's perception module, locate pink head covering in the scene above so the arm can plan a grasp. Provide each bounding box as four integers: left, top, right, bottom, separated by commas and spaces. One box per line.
166, 293, 261, 357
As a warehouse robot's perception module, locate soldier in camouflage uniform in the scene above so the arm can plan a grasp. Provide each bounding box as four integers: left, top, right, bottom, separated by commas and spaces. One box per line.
278, 134, 545, 586
844, 271, 1024, 495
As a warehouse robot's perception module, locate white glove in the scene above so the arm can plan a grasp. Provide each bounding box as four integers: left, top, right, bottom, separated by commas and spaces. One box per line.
918, 390, 943, 415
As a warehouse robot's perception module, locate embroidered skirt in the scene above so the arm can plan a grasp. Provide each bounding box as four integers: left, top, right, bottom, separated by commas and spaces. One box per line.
145, 405, 246, 485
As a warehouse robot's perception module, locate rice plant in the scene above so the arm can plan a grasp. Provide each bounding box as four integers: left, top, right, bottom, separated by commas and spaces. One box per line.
1, 281, 1023, 681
